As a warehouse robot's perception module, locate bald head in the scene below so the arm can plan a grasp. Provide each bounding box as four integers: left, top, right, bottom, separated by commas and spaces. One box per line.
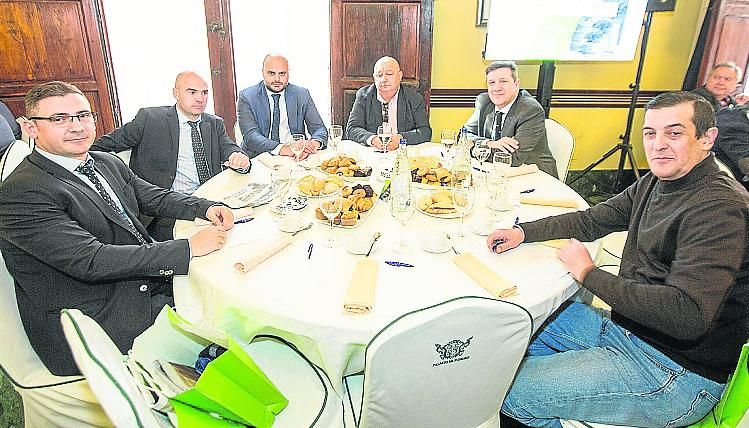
373, 56, 402, 101
173, 71, 208, 119
262, 54, 289, 93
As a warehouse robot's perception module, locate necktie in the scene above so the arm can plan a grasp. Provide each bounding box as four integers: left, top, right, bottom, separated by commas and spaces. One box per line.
76, 159, 148, 244
493, 111, 504, 140
270, 93, 281, 142
381, 102, 390, 125
187, 121, 211, 184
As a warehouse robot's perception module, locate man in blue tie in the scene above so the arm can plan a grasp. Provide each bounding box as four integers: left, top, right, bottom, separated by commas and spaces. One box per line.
236, 54, 328, 159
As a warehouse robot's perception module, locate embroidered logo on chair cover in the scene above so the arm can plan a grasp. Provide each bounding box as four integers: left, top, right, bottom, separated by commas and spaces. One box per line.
434, 337, 473, 366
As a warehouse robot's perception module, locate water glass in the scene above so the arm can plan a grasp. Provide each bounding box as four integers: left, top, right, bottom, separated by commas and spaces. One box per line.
319, 190, 343, 248
390, 190, 414, 253
329, 125, 343, 154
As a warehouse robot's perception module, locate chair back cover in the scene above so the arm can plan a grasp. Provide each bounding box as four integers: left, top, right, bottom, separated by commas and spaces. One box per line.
61, 309, 164, 427
0, 140, 31, 182
544, 119, 575, 182
360, 296, 533, 428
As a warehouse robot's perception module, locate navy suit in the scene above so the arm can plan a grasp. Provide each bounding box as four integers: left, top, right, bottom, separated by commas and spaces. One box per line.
237, 82, 327, 158
0, 151, 214, 375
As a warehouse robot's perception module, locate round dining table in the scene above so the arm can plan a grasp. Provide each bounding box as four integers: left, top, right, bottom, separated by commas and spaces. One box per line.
173, 140, 597, 394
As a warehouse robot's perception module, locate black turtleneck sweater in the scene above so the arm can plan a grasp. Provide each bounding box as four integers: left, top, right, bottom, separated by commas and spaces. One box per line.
522, 155, 749, 382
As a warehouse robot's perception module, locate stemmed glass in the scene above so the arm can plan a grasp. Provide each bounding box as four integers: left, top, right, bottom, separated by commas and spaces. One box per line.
472, 143, 492, 183
289, 134, 307, 175
319, 189, 343, 248
329, 125, 343, 155
390, 185, 414, 253
451, 170, 474, 239
440, 129, 456, 164
488, 151, 513, 213
376, 125, 392, 155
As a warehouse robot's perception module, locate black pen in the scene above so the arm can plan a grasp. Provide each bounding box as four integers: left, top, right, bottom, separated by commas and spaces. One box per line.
234, 217, 255, 224
520, 188, 535, 194
385, 261, 414, 268
307, 243, 314, 259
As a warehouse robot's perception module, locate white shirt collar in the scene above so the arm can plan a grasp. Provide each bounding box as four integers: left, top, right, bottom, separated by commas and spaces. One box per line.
377, 88, 399, 105
175, 105, 201, 125
265, 87, 286, 100
495, 92, 519, 115
36, 147, 91, 174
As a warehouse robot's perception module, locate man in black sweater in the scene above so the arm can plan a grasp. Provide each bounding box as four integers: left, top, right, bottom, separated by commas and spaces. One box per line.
491, 92, 749, 427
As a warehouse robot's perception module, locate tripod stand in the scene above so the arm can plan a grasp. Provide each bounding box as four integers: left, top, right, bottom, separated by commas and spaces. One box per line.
569, 10, 656, 191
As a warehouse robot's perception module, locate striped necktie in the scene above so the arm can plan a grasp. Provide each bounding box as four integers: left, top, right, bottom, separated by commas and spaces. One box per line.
187, 121, 211, 184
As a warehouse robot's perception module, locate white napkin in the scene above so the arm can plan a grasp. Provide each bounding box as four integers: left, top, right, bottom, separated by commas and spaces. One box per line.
506, 164, 539, 178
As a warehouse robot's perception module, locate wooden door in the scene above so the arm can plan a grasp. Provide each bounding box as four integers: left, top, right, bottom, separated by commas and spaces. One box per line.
698, 0, 749, 91
330, 0, 434, 126
0, 0, 119, 135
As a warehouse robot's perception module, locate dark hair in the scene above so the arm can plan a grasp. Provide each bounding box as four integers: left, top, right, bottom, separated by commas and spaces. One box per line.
485, 61, 518, 81
644, 91, 716, 137
25, 81, 85, 116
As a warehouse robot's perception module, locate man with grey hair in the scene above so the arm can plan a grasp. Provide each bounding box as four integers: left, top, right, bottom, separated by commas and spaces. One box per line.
693, 62, 748, 112
346, 56, 431, 149
464, 60, 557, 178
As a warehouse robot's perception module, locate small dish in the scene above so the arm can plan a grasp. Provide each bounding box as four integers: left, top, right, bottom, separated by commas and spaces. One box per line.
470, 219, 495, 236
279, 212, 305, 233
346, 233, 378, 255
420, 234, 450, 254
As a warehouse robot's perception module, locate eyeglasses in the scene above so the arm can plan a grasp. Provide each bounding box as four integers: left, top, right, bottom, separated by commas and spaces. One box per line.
29, 112, 98, 127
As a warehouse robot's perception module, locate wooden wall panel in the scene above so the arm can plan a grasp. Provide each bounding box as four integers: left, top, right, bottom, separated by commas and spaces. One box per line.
0, 0, 118, 134
698, 0, 749, 89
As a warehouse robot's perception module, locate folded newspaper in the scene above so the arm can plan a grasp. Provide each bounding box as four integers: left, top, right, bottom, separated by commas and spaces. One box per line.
222, 181, 287, 208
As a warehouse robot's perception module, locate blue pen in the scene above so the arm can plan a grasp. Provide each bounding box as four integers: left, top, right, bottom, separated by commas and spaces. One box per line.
385, 261, 414, 268
234, 217, 255, 224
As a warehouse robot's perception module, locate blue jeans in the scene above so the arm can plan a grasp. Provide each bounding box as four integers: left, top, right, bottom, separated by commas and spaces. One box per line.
501, 303, 724, 427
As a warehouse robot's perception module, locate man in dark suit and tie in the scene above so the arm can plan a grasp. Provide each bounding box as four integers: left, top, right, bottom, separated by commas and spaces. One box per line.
464, 60, 558, 178
346, 56, 432, 149
0, 81, 233, 376
92, 71, 250, 240
237, 54, 328, 159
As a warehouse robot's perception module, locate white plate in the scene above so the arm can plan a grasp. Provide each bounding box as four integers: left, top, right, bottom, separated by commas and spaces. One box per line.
416, 202, 474, 219
420, 237, 451, 254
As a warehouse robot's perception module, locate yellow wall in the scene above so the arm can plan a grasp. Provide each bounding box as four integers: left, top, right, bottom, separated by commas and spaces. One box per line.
429, 0, 705, 170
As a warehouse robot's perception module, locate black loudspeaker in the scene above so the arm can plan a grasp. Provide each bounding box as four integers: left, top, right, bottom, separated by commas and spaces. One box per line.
647, 0, 676, 12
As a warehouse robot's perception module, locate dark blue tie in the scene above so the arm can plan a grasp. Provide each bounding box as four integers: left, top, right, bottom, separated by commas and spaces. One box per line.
493, 111, 504, 140
271, 93, 281, 142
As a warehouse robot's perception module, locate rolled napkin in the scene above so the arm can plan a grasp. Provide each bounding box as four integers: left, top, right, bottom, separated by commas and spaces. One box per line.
233, 236, 293, 273
505, 164, 539, 178
519, 194, 579, 208
540, 239, 570, 249
255, 152, 289, 170
453, 252, 518, 298
343, 258, 379, 315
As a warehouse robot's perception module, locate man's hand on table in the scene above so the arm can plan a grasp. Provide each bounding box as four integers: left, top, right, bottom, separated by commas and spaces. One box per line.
224, 152, 251, 171
487, 137, 519, 153
486, 227, 524, 253
556, 238, 595, 282
302, 139, 321, 154
371, 134, 401, 151
278, 143, 312, 160
189, 226, 227, 256
206, 205, 234, 230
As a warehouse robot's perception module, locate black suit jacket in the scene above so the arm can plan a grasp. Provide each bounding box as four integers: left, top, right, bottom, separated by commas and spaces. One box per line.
345, 84, 432, 145
464, 90, 558, 178
0, 151, 214, 375
92, 105, 248, 190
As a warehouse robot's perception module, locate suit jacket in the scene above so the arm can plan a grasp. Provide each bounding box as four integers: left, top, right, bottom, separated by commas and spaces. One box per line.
693, 86, 739, 112
346, 84, 432, 145
92, 105, 247, 190
464, 90, 558, 178
714, 106, 749, 188
237, 82, 328, 158
0, 151, 214, 376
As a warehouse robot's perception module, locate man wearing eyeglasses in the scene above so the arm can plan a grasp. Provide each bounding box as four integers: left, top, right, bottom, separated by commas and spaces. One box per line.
92, 71, 251, 240
0, 81, 234, 377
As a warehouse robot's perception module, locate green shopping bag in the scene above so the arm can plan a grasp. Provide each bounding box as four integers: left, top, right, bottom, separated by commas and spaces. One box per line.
691, 342, 749, 427
168, 337, 289, 428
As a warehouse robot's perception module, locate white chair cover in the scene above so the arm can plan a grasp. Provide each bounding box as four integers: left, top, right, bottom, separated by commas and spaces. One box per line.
343, 296, 533, 428
0, 140, 31, 181
545, 118, 575, 182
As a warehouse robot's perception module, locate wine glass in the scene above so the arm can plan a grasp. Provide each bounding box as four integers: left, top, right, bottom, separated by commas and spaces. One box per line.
329, 125, 343, 154
472, 143, 492, 184
319, 189, 343, 248
441, 129, 456, 163
489, 151, 513, 212
289, 134, 307, 175
390, 185, 414, 253
377, 125, 392, 155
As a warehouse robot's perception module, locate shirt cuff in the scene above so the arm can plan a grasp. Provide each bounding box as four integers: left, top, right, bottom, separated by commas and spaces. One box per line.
366, 135, 376, 146
270, 143, 284, 156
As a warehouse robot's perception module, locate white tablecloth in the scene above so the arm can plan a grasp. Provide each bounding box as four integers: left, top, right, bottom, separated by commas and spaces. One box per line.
173, 141, 597, 393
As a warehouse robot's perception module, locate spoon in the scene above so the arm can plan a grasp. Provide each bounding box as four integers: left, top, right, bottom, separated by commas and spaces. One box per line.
445, 233, 459, 255
365, 232, 382, 257
291, 222, 313, 236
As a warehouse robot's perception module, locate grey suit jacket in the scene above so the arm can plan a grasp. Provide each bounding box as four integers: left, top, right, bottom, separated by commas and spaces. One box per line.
237, 82, 328, 158
464, 90, 557, 178
346, 84, 432, 145
92, 105, 247, 190
0, 151, 214, 375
